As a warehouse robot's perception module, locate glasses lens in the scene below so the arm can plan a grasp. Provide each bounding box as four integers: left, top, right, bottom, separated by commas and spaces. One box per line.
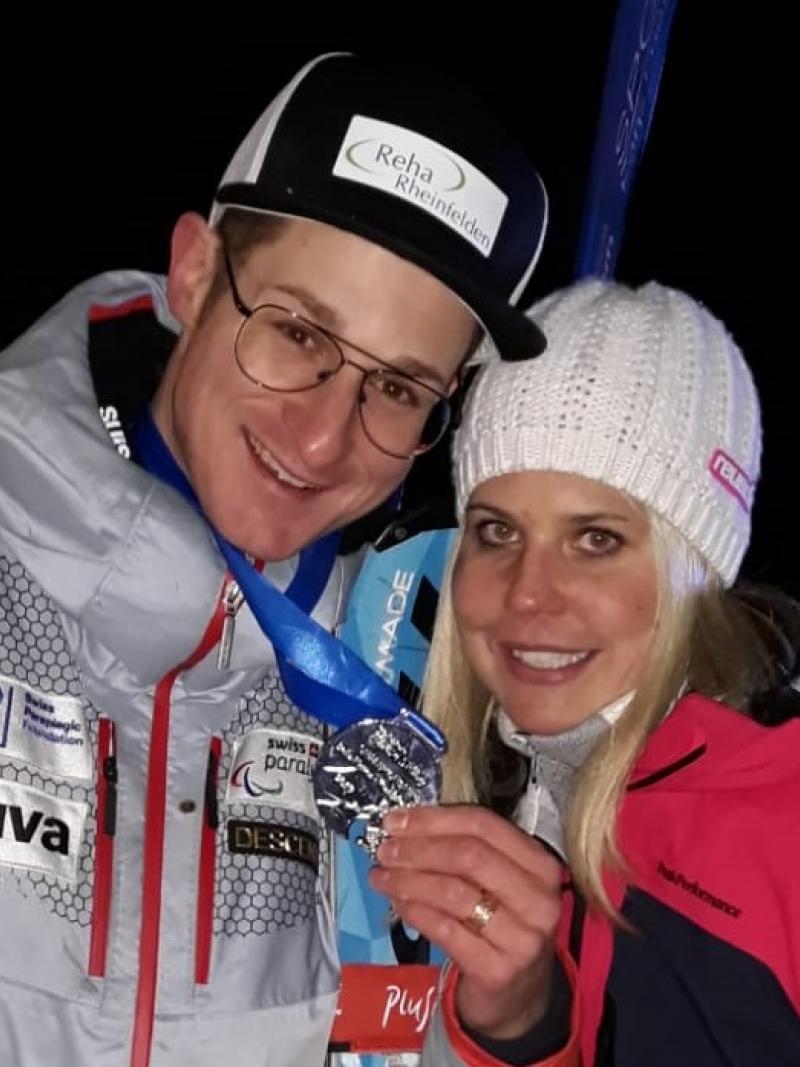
360, 371, 450, 457
235, 306, 341, 390
417, 398, 450, 450
233, 303, 451, 458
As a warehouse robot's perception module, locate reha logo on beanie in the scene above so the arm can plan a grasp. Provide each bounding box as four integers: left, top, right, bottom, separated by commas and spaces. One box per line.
709, 449, 755, 513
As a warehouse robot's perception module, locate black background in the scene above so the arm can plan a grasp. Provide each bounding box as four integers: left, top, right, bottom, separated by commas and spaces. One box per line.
1, 6, 794, 592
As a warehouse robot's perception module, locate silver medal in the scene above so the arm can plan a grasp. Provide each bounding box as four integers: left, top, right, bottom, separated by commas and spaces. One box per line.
312, 708, 444, 856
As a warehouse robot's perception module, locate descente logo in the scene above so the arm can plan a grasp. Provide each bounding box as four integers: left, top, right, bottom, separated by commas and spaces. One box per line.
657, 861, 742, 919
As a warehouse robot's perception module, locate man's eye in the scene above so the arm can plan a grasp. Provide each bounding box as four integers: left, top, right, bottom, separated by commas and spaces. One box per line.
371, 373, 421, 408
276, 322, 317, 349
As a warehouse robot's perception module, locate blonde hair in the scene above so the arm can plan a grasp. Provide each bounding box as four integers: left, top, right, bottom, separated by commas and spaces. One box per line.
423, 514, 786, 918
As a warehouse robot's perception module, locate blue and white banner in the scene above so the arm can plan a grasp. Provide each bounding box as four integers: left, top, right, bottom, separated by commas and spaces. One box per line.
575, 0, 678, 278
331, 532, 454, 1065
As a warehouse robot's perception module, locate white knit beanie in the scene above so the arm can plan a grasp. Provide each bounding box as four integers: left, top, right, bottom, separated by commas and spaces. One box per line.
454, 279, 761, 586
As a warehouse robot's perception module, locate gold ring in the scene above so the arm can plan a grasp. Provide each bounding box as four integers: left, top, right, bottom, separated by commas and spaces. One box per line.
462, 889, 499, 935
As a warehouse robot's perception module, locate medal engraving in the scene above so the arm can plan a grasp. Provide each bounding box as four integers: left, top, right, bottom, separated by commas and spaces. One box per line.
313, 709, 443, 855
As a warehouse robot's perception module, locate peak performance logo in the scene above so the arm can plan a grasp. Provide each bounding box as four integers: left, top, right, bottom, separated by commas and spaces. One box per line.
333, 115, 508, 256
657, 861, 742, 919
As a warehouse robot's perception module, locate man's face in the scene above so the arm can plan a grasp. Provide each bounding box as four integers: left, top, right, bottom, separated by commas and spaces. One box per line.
155, 215, 474, 560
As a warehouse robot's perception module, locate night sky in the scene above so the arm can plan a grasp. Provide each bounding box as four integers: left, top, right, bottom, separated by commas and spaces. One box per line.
2, 6, 794, 593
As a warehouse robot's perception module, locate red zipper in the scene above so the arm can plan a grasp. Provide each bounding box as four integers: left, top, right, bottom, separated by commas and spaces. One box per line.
129, 578, 232, 1067
88, 717, 116, 977
195, 736, 222, 985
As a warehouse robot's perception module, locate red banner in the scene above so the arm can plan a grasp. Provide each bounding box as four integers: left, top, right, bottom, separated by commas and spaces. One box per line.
331, 963, 441, 1053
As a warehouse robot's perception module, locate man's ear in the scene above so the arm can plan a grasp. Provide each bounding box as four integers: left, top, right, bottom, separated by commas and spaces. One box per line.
166, 212, 220, 328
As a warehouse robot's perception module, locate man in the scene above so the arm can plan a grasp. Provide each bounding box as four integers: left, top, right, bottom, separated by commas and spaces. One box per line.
0, 53, 546, 1066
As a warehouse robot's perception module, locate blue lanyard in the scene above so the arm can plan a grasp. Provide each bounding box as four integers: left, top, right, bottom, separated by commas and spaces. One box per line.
131, 412, 445, 747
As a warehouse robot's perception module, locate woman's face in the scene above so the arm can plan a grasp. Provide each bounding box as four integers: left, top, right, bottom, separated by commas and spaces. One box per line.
453, 471, 659, 735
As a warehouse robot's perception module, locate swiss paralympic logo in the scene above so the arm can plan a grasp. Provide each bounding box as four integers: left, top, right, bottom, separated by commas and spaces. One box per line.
231, 760, 282, 797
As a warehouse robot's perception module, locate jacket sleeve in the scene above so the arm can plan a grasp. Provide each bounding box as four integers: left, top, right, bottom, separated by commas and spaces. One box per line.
420, 949, 581, 1067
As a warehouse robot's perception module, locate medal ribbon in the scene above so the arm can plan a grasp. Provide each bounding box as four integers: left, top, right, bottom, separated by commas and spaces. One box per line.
132, 411, 445, 749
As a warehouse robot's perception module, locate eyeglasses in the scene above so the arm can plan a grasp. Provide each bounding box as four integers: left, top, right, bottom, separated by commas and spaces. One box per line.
222, 248, 451, 459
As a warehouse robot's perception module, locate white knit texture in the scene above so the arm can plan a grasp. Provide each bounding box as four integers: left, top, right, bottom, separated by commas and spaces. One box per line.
454, 279, 761, 586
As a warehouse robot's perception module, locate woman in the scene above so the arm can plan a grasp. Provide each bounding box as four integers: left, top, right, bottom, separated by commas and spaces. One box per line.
369, 279, 800, 1066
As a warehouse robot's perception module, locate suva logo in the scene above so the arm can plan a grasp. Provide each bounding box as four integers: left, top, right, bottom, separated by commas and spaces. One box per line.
345, 139, 466, 192
0, 803, 70, 854
230, 761, 282, 798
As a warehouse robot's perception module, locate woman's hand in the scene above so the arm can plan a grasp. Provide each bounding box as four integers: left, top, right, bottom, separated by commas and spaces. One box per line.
368, 804, 563, 1041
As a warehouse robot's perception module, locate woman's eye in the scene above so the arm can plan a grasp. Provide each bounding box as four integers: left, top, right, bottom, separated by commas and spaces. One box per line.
577, 528, 623, 555
475, 519, 517, 547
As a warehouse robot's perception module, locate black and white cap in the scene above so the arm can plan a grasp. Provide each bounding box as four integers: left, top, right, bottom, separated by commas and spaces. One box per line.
211, 53, 548, 360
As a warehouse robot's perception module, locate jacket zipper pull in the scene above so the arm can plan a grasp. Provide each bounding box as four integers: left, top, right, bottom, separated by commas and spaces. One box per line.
217, 579, 244, 671
103, 751, 118, 836
204, 747, 220, 830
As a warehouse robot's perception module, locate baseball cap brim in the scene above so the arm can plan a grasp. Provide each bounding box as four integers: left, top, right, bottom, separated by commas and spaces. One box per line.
214, 186, 547, 362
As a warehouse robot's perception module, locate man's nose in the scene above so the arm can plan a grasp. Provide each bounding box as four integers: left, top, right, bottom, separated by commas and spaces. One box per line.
284, 366, 365, 468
